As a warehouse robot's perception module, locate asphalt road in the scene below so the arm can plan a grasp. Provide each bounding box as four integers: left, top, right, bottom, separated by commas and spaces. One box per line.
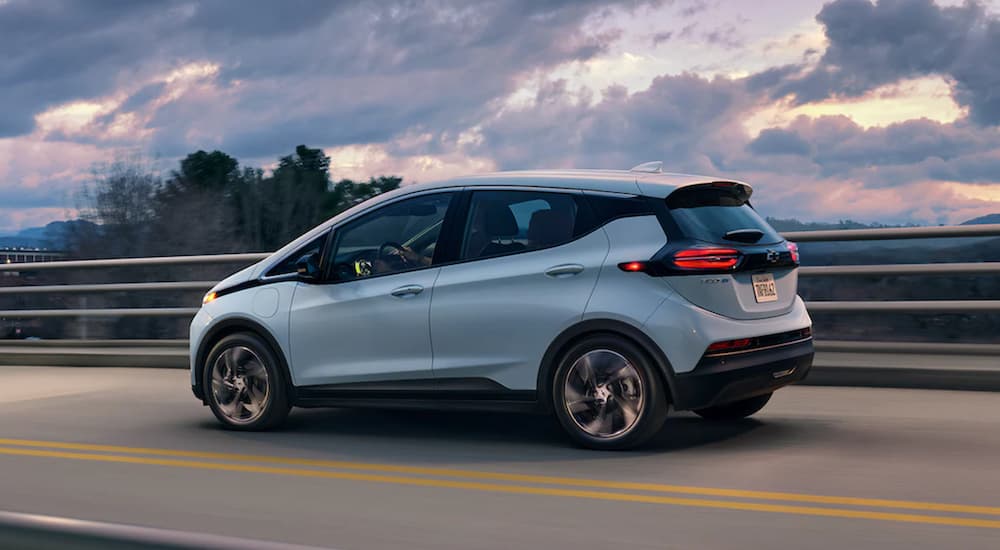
1, 366, 999, 549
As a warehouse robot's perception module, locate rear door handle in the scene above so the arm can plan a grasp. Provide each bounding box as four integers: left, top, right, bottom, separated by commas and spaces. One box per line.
390, 284, 424, 297
545, 264, 585, 278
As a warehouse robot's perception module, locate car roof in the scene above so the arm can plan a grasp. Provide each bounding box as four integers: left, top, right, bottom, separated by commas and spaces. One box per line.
417, 169, 752, 199
255, 168, 753, 277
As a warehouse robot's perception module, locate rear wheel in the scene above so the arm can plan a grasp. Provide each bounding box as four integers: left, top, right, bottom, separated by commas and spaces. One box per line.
203, 332, 290, 430
694, 392, 771, 421
552, 335, 667, 450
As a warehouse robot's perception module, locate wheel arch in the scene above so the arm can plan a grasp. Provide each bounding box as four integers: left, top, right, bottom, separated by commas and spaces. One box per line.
193, 317, 293, 403
536, 318, 678, 413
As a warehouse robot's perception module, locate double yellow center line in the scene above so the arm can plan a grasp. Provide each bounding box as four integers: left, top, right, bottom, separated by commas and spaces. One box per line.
0, 437, 997, 529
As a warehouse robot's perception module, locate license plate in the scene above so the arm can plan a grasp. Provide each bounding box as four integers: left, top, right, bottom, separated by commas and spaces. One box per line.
752, 273, 778, 303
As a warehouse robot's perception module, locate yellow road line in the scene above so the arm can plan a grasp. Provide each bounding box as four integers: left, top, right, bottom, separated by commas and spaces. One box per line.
0, 437, 996, 517
0, 445, 997, 530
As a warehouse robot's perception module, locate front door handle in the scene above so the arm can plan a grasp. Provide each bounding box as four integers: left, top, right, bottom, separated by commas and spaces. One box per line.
545, 264, 585, 278
390, 284, 424, 298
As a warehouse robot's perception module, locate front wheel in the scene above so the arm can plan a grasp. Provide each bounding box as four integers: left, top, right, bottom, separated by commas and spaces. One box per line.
694, 392, 772, 421
203, 332, 290, 430
552, 335, 668, 450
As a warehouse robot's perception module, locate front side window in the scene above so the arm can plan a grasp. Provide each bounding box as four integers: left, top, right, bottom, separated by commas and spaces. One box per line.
461, 190, 584, 260
330, 192, 454, 280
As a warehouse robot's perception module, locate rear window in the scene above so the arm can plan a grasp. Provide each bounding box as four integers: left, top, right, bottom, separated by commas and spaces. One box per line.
665, 184, 782, 245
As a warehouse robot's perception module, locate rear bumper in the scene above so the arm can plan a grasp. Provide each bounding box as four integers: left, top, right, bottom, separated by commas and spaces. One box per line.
671, 338, 814, 411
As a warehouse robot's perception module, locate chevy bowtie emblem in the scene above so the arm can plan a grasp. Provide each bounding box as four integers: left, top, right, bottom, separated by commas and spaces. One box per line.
765, 249, 780, 263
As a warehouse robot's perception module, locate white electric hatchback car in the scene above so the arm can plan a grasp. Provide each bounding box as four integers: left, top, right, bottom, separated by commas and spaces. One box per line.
190, 165, 813, 449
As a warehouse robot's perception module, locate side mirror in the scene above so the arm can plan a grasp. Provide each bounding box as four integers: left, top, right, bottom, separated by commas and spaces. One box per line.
295, 252, 321, 280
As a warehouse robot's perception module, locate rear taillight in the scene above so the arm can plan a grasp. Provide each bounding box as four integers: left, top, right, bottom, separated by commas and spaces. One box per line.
706, 338, 753, 354
671, 248, 741, 270
787, 241, 800, 264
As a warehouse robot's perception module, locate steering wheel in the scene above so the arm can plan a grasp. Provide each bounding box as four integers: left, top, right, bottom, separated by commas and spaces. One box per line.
378, 241, 411, 270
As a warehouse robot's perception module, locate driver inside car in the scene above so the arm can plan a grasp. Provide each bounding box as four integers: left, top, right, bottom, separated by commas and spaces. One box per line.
370, 242, 432, 275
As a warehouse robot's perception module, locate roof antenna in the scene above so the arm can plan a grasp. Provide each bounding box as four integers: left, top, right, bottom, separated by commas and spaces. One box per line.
629, 161, 662, 173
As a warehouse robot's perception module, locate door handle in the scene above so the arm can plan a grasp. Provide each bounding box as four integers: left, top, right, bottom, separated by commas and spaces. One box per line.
390, 284, 424, 297
545, 264, 585, 278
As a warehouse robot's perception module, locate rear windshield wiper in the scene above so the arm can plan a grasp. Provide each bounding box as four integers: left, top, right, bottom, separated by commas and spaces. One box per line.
722, 228, 764, 243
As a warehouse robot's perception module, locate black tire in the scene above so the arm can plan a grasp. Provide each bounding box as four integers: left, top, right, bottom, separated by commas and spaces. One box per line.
203, 332, 291, 430
694, 392, 772, 421
551, 334, 668, 450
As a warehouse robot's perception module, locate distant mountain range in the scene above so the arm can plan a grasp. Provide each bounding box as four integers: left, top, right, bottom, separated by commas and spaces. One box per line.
961, 213, 1000, 225
0, 220, 95, 250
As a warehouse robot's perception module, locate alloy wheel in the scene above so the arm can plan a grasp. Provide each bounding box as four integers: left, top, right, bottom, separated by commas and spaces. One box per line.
563, 349, 645, 438
210, 345, 270, 425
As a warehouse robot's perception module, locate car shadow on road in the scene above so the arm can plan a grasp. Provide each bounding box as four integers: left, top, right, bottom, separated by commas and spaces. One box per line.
199, 407, 823, 462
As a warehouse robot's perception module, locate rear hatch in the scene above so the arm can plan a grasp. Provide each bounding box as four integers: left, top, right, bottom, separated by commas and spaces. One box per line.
649, 182, 799, 320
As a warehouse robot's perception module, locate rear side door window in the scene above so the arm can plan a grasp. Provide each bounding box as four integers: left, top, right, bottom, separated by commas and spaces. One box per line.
460, 190, 588, 261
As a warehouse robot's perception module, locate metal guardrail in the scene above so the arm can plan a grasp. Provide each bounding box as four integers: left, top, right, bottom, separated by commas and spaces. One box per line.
0, 223, 998, 356
0, 509, 326, 550
0, 252, 268, 272
783, 223, 1000, 241
0, 282, 216, 295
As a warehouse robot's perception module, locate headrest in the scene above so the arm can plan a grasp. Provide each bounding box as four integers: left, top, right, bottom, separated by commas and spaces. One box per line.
527, 209, 574, 247
481, 201, 519, 237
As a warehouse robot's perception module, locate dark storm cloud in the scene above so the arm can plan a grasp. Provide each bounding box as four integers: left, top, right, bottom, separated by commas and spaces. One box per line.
773, 0, 1000, 125
1, 0, 659, 150
733, 115, 1000, 186
468, 73, 753, 171
116, 82, 168, 115
746, 128, 812, 156
0, 0, 185, 136
468, 70, 1000, 190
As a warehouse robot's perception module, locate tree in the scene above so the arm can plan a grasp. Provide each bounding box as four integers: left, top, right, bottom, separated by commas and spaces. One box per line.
265, 145, 333, 246
329, 175, 402, 214
69, 153, 160, 258
148, 150, 242, 256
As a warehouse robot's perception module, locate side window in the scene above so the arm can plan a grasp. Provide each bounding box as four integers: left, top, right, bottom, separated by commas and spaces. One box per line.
586, 194, 655, 225
461, 190, 585, 260
266, 232, 329, 277
330, 192, 454, 281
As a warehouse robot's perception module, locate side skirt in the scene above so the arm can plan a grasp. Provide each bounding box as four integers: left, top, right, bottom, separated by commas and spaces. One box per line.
291, 377, 542, 413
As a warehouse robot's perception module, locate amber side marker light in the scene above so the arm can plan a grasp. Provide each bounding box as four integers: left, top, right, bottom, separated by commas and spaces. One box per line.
202, 291, 217, 305
618, 261, 649, 273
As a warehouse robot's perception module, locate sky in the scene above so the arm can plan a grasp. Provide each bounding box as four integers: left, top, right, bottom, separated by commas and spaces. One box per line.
2, 0, 1000, 233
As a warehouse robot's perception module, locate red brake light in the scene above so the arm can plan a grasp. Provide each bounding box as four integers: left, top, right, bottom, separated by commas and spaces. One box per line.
672, 248, 740, 270
618, 261, 648, 273
787, 241, 800, 264
706, 338, 753, 353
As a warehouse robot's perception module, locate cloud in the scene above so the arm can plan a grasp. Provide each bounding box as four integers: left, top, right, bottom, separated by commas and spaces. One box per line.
746, 128, 812, 156
1, 0, 653, 150
772, 0, 1000, 125
736, 115, 1000, 186
2, 0, 1000, 231
468, 73, 754, 172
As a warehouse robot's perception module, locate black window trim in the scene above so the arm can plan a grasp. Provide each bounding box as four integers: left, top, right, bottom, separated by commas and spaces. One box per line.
261, 229, 334, 281
259, 185, 667, 285
255, 187, 463, 284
